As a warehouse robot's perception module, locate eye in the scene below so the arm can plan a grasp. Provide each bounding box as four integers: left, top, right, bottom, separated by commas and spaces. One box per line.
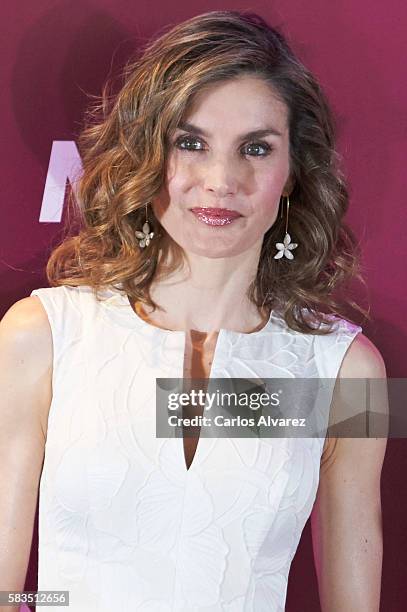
241, 141, 272, 157
174, 135, 205, 152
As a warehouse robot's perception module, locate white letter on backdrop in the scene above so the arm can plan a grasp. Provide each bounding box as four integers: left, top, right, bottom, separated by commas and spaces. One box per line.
39, 141, 83, 222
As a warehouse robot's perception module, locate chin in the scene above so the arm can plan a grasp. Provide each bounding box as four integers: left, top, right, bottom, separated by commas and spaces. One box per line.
182, 239, 254, 259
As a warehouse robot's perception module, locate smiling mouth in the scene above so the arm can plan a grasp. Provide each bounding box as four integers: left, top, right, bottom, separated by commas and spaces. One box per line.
189, 207, 243, 226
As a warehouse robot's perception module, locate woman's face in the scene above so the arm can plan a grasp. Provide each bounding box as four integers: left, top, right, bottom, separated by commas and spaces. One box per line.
152, 75, 292, 258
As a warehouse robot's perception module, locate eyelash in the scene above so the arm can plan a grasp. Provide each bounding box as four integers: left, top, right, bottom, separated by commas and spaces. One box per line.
173, 135, 273, 157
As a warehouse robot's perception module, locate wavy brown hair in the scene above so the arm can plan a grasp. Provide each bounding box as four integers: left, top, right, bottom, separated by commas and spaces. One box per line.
45, 9, 370, 334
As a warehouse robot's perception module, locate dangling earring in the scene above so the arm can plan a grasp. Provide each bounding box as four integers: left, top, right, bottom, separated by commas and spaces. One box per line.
136, 201, 154, 248
274, 195, 298, 260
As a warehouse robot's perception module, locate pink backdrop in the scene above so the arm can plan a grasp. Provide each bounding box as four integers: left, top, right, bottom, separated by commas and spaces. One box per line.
2, 1, 406, 610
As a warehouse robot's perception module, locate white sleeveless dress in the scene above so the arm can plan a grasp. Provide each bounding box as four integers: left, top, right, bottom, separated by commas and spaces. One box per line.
30, 284, 362, 612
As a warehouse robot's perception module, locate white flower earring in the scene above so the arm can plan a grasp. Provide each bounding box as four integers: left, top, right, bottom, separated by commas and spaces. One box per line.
274, 195, 298, 260
136, 201, 154, 248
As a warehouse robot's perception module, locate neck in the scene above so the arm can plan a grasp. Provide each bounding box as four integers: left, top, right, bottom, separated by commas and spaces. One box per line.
135, 245, 270, 333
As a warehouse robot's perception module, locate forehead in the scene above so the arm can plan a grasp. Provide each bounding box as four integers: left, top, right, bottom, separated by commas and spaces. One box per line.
183, 75, 289, 132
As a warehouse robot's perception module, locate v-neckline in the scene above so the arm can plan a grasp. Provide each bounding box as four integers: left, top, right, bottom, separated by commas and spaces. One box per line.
101, 287, 275, 474
179, 329, 225, 472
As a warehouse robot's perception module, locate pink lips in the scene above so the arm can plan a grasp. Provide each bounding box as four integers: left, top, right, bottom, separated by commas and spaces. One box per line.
190, 207, 242, 226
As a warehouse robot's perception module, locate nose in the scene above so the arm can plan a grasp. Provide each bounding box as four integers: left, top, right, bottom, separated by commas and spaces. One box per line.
202, 157, 239, 198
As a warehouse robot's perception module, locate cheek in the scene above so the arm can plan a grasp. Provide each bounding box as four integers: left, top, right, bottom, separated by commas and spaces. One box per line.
167, 174, 190, 198
166, 152, 194, 190
254, 175, 284, 213
152, 159, 188, 216
251, 165, 289, 230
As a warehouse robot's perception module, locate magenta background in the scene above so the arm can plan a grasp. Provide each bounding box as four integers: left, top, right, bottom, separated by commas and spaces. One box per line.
2, 1, 406, 610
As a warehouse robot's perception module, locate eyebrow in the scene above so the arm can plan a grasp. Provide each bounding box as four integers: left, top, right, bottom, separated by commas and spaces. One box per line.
176, 121, 283, 139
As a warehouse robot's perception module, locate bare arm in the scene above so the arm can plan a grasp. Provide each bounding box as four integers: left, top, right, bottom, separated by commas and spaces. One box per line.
0, 297, 52, 608
311, 333, 388, 611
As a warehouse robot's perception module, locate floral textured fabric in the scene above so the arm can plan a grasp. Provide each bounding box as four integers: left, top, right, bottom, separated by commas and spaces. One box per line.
30, 285, 362, 611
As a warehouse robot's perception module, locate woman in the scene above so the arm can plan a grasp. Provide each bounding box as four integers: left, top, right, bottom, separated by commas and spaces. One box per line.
0, 10, 387, 612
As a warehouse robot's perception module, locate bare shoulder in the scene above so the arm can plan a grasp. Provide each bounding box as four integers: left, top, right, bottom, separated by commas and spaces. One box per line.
0, 296, 53, 441
1, 295, 51, 338
0, 294, 53, 392
321, 332, 388, 465
339, 331, 387, 379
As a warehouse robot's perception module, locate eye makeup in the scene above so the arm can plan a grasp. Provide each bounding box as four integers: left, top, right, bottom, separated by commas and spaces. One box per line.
173, 134, 273, 157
